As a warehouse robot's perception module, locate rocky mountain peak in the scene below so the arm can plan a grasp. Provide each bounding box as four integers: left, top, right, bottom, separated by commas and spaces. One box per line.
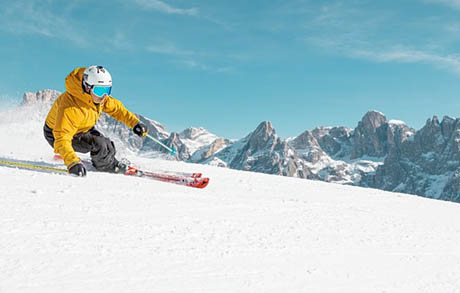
351, 111, 389, 159
247, 121, 277, 150
139, 115, 169, 139
178, 127, 219, 156
440, 116, 457, 140
180, 127, 208, 140
21, 90, 61, 105
163, 132, 190, 161
415, 116, 448, 152
374, 114, 460, 201
361, 110, 387, 131
189, 137, 233, 163
311, 126, 352, 158
223, 121, 310, 178
290, 130, 324, 163
291, 130, 319, 149
253, 121, 275, 137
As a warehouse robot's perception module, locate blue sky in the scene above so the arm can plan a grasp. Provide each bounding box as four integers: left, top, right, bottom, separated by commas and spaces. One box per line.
1, 0, 460, 138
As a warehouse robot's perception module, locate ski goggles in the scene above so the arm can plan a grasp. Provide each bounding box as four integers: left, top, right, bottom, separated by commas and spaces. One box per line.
92, 86, 112, 97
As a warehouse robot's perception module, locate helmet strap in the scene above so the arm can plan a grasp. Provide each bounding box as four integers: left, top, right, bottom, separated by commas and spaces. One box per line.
82, 80, 92, 94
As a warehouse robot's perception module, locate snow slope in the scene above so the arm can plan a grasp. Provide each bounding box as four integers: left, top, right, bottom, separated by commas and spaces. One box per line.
2, 103, 460, 292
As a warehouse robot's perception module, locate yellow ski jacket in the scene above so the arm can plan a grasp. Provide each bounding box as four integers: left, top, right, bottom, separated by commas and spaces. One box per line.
45, 67, 140, 168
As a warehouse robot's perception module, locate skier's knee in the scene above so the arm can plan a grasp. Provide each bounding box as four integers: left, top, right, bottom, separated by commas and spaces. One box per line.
90, 136, 117, 171
92, 136, 116, 156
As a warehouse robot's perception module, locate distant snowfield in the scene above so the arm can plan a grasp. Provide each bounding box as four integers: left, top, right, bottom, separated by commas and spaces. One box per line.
2, 103, 460, 292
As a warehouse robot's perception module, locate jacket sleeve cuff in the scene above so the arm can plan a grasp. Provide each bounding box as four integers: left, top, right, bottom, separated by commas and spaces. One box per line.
67, 160, 81, 171
131, 117, 140, 129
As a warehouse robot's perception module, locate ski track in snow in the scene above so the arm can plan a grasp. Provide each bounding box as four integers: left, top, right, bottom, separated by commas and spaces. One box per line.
2, 104, 460, 292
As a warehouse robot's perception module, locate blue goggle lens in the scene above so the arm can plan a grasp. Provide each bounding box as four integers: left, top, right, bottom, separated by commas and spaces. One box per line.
92, 86, 112, 97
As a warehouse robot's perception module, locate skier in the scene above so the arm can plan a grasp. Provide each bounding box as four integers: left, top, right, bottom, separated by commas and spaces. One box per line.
43, 65, 149, 177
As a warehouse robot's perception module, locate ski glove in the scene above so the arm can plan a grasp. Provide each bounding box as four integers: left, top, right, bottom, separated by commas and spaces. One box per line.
68, 162, 87, 177
133, 122, 149, 137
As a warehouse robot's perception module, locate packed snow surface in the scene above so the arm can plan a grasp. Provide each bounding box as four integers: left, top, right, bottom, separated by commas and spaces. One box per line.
2, 103, 460, 292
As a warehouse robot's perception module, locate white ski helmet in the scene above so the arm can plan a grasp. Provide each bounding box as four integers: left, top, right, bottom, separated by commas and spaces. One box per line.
83, 65, 112, 88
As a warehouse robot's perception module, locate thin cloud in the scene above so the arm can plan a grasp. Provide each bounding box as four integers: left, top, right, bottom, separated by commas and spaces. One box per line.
133, 0, 198, 15
351, 47, 460, 74
181, 60, 208, 70
306, 35, 460, 75
173, 59, 234, 73
146, 40, 234, 73
147, 43, 195, 56
0, 1, 88, 47
110, 31, 135, 51
423, 0, 460, 9
302, 1, 460, 75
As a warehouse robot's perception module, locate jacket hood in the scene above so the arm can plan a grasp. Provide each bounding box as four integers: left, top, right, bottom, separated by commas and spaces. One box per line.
65, 67, 94, 106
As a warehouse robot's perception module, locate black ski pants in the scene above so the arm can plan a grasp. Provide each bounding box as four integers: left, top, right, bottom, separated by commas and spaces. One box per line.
43, 124, 117, 172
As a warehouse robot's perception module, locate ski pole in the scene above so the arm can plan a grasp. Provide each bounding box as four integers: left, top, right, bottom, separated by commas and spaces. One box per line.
145, 134, 177, 156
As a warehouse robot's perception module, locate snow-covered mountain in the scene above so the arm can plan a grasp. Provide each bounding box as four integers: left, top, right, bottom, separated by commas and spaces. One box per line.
2, 93, 460, 292
179, 127, 219, 154
203, 121, 311, 178
374, 115, 460, 201
17, 90, 460, 203
21, 89, 61, 105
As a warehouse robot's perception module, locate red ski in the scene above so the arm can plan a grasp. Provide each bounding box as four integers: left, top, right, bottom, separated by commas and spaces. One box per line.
124, 166, 209, 189
155, 170, 202, 179
52, 155, 208, 188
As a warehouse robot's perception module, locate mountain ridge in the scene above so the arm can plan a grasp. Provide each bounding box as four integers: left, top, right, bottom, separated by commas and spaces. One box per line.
20, 89, 460, 203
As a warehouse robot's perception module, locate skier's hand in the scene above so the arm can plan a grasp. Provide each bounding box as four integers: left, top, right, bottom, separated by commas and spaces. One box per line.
133, 122, 148, 137
68, 162, 87, 177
